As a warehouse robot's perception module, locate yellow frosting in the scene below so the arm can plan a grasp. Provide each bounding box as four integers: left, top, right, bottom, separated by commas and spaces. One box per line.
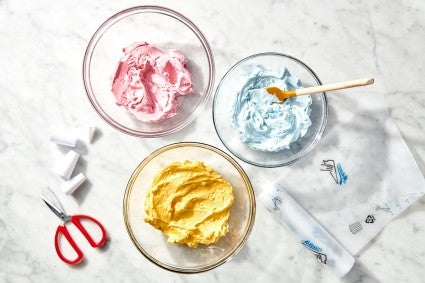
144, 160, 234, 248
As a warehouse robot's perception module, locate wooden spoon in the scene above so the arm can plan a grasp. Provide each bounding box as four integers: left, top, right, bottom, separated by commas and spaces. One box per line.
266, 77, 374, 102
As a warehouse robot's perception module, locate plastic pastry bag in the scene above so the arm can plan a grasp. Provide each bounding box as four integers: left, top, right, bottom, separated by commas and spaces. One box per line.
260, 184, 355, 278
271, 104, 425, 255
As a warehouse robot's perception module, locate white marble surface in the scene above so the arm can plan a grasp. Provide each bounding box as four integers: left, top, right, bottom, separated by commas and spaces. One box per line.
1, 0, 425, 282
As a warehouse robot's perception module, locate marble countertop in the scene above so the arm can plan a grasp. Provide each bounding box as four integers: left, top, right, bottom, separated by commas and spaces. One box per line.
1, 0, 425, 282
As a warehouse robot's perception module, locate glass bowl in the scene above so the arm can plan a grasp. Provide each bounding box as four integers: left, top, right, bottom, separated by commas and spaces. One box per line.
83, 6, 215, 137
123, 142, 256, 273
213, 53, 327, 167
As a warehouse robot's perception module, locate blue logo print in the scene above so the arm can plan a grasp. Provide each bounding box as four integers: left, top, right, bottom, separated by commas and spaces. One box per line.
301, 240, 322, 253
302, 240, 327, 264
321, 160, 348, 185
336, 163, 348, 185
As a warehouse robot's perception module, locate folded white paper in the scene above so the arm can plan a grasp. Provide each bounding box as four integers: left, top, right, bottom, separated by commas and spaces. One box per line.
273, 108, 425, 255
50, 131, 78, 147
76, 126, 96, 144
52, 150, 80, 179
61, 173, 86, 195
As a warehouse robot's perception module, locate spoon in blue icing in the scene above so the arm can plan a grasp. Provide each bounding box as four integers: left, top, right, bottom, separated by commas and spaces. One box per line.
266, 77, 374, 103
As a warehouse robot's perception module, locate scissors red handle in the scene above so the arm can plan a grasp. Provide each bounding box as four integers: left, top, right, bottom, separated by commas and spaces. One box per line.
54, 214, 107, 264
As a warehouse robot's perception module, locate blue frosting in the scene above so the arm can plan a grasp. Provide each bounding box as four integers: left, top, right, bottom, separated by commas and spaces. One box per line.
231, 66, 312, 152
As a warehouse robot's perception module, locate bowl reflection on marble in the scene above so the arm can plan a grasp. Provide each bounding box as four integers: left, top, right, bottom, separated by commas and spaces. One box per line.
123, 142, 256, 273
83, 6, 215, 137
213, 52, 328, 167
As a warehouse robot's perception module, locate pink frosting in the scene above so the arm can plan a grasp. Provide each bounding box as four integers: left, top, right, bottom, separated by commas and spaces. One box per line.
111, 42, 193, 123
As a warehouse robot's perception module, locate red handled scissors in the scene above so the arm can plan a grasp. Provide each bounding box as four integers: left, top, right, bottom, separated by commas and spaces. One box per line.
41, 195, 107, 264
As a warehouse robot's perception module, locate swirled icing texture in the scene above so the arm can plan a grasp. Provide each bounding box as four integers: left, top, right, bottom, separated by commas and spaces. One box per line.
144, 160, 234, 248
111, 42, 193, 123
231, 66, 312, 152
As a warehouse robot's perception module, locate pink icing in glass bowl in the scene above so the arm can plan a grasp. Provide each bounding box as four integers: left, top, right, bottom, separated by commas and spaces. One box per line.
83, 6, 215, 137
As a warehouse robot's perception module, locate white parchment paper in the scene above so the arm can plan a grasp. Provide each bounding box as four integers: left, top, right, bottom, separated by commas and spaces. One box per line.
271, 92, 425, 255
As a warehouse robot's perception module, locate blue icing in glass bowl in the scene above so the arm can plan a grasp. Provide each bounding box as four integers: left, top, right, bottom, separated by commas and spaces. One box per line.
213, 53, 327, 167
231, 65, 312, 152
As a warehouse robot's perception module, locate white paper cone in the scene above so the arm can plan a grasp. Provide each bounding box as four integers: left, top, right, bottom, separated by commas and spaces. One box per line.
50, 132, 78, 147
53, 150, 80, 179
61, 173, 86, 195
86, 126, 96, 144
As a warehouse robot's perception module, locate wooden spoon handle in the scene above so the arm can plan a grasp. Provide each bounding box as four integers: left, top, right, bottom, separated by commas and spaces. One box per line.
296, 77, 374, 96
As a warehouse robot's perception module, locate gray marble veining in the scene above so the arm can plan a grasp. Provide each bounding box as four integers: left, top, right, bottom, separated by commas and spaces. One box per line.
1, 0, 425, 282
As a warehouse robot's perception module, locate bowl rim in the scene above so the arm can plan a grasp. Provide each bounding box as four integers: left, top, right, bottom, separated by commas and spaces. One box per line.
82, 6, 215, 137
212, 52, 328, 167
123, 142, 256, 273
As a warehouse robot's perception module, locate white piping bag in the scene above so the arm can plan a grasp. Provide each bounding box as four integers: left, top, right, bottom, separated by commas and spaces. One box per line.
260, 183, 355, 278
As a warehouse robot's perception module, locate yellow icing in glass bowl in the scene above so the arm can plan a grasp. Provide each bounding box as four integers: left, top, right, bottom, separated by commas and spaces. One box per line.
123, 142, 255, 273
144, 160, 234, 248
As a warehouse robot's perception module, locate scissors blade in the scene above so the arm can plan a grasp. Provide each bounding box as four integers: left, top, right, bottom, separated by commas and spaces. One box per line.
41, 196, 71, 222
42, 187, 65, 212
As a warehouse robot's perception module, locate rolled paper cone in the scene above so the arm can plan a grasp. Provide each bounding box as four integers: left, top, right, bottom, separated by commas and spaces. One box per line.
50, 131, 78, 147
85, 126, 96, 144
73, 125, 96, 145
61, 173, 86, 195
53, 150, 80, 179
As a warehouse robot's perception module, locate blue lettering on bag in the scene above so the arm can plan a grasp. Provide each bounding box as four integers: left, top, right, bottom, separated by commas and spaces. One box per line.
301, 240, 322, 253
336, 163, 348, 185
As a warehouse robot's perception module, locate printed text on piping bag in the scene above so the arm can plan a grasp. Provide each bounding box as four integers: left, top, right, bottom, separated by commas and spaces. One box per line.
260, 184, 355, 278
